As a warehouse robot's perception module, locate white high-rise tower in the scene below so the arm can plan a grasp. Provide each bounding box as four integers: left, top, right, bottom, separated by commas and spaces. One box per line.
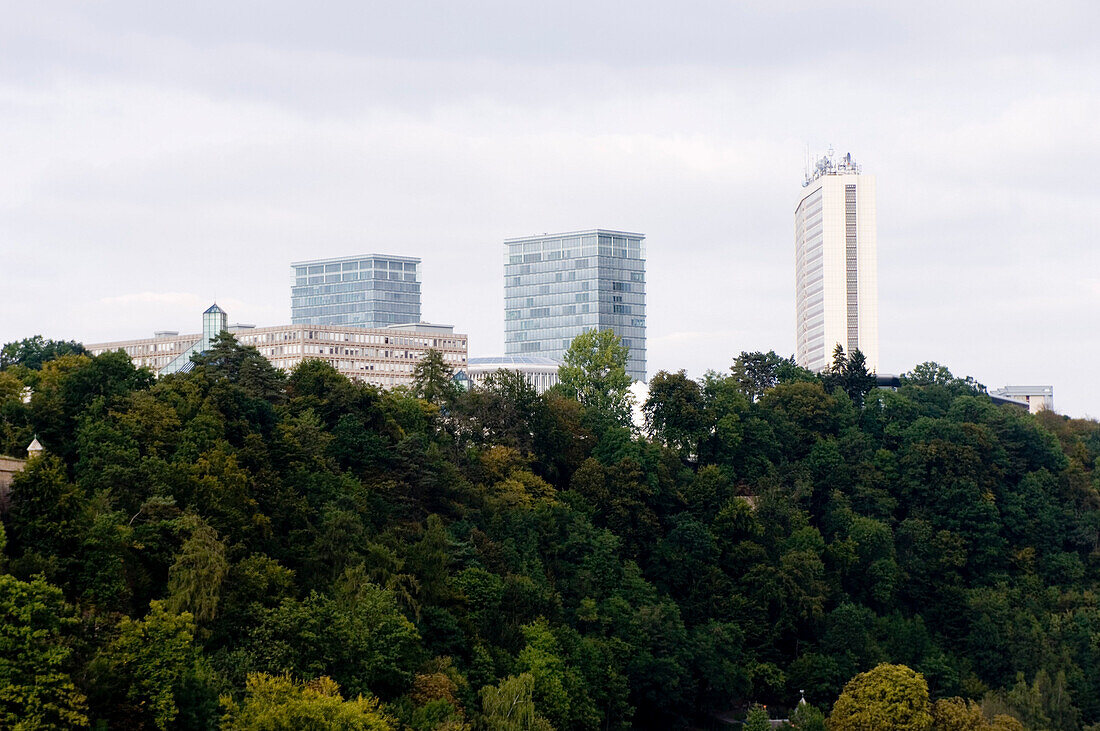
795, 151, 878, 373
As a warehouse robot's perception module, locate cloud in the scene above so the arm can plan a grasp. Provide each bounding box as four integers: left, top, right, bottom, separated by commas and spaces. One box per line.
0, 2, 1097, 415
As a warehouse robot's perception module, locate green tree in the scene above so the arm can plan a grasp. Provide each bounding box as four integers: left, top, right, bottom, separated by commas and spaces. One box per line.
411, 349, 460, 406
89, 601, 217, 729
240, 585, 420, 699
0, 574, 89, 728
479, 674, 553, 731
5, 455, 87, 582
643, 370, 706, 458
932, 697, 1025, 731
792, 701, 827, 731
166, 516, 230, 622
0, 336, 87, 370
731, 350, 813, 402
220, 673, 391, 730
828, 664, 933, 731
516, 618, 598, 730
744, 704, 771, 731
191, 332, 286, 403
822, 345, 877, 408
556, 329, 634, 429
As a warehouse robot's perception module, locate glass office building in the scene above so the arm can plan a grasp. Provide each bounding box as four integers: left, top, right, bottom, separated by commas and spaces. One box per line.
291, 254, 421, 328
504, 229, 646, 381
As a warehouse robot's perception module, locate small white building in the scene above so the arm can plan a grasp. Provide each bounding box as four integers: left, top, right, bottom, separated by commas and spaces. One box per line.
465, 356, 560, 394
989, 385, 1054, 414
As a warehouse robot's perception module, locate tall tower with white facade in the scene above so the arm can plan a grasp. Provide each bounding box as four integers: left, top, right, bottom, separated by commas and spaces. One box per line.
795, 151, 878, 373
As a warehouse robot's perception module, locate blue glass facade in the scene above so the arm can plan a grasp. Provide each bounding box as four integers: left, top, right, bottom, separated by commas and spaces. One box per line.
291, 254, 421, 328
504, 230, 646, 381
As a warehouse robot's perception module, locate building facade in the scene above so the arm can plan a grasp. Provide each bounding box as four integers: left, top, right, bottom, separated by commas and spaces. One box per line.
291, 254, 421, 328
87, 307, 466, 390
465, 356, 560, 394
504, 229, 646, 381
990, 385, 1054, 414
795, 152, 879, 373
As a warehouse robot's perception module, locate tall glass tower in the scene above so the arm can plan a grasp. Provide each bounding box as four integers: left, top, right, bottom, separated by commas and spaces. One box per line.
795, 152, 878, 373
291, 254, 421, 328
504, 229, 646, 381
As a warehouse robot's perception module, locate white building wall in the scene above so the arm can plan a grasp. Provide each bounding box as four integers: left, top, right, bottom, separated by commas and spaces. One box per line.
795, 170, 878, 373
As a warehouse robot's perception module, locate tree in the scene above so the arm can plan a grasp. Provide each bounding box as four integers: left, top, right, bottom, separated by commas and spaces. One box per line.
643, 370, 706, 458
191, 332, 286, 403
411, 349, 460, 406
241, 585, 420, 699
220, 674, 391, 730
166, 516, 230, 622
5, 455, 88, 582
932, 697, 1024, 731
89, 601, 218, 730
0, 574, 89, 728
827, 664, 933, 731
822, 345, 877, 408
0, 336, 87, 371
744, 704, 771, 731
479, 674, 553, 731
731, 350, 813, 402
556, 329, 634, 429
791, 701, 827, 731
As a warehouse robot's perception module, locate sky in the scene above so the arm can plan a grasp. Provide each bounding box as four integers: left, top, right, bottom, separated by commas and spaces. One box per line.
2, 1, 1098, 416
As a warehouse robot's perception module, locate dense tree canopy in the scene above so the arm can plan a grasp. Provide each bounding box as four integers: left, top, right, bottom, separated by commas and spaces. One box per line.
1, 335, 87, 371
2, 333, 1100, 729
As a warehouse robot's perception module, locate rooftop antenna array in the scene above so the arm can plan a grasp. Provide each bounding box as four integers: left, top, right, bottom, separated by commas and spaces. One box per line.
803, 147, 861, 187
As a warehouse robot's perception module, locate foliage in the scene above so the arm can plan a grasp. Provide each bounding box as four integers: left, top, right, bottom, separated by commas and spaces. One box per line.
88, 600, 218, 729
744, 703, 772, 731
1, 337, 1100, 728
827, 664, 932, 731
166, 516, 229, 622
411, 349, 460, 406
821, 345, 877, 408
479, 674, 553, 731
731, 350, 814, 402
1, 335, 87, 371
791, 701, 827, 731
556, 329, 634, 429
220, 673, 391, 730
0, 574, 88, 729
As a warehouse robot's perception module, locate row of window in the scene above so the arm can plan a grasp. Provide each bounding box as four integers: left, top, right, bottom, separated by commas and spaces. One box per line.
295, 260, 418, 277
296, 271, 418, 286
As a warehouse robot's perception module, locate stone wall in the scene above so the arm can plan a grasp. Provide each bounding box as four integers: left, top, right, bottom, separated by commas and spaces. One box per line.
0, 456, 26, 512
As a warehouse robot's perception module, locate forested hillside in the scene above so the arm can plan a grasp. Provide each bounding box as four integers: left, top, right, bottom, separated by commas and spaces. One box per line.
1, 333, 1099, 730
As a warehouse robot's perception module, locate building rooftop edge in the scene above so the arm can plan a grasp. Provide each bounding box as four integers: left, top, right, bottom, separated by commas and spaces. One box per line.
291, 253, 422, 267
504, 229, 645, 242
87, 322, 467, 348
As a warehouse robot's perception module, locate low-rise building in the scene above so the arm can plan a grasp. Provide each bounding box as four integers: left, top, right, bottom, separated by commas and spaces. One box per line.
465, 356, 560, 394
989, 385, 1054, 414
87, 305, 467, 390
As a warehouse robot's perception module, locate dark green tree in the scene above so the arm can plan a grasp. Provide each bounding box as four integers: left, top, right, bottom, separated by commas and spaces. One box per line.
1, 335, 87, 370
643, 370, 706, 459
411, 349, 460, 406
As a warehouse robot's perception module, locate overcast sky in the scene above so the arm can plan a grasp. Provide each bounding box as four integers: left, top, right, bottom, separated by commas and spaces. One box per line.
2, 2, 1098, 415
